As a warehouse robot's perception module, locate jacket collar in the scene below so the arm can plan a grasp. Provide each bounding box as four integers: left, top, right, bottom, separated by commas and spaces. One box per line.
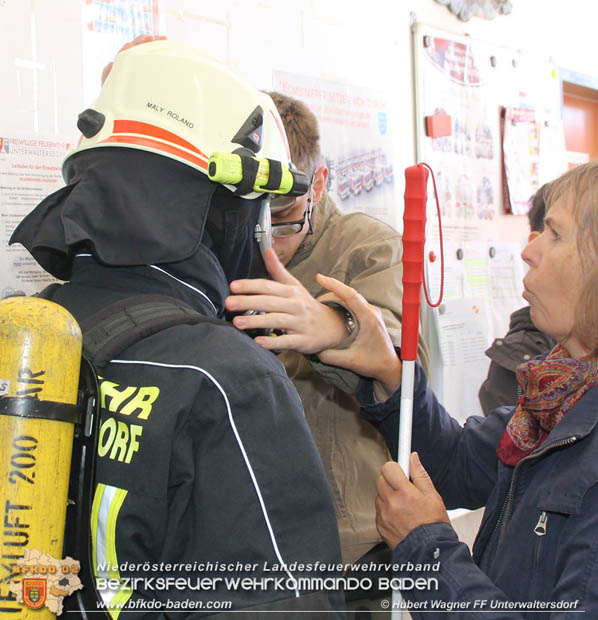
531, 386, 598, 514
70, 251, 227, 318
508, 306, 535, 333
533, 384, 598, 450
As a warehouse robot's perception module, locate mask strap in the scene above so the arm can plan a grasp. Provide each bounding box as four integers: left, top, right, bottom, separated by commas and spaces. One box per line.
254, 198, 273, 256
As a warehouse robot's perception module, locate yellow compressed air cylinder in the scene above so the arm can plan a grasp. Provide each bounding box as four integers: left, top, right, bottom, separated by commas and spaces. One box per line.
0, 296, 82, 618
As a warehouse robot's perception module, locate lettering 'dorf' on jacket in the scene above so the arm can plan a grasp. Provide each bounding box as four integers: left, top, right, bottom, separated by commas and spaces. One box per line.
97, 377, 160, 465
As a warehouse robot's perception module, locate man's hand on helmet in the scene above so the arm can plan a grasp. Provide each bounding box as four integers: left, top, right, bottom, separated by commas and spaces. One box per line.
225, 249, 351, 355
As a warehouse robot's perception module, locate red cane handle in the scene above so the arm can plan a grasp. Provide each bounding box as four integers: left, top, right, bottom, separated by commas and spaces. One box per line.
401, 165, 428, 361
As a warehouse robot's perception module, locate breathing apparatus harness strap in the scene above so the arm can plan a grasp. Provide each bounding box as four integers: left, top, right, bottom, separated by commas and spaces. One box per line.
35, 285, 231, 618
0, 397, 81, 422
80, 294, 207, 368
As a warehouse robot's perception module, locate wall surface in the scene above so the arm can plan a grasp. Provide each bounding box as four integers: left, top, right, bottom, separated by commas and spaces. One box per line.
1, 0, 595, 364
3, 0, 595, 208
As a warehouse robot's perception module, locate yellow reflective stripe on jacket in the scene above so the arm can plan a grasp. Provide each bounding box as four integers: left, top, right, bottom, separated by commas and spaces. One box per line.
91, 483, 132, 618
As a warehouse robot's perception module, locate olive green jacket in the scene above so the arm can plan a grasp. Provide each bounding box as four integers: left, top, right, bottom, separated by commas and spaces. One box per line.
282, 193, 430, 564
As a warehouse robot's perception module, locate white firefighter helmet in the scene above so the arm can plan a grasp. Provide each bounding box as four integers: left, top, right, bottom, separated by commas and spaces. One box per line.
63, 40, 291, 199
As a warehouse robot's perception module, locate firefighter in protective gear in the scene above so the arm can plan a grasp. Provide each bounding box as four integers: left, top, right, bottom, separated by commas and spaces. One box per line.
10, 40, 344, 617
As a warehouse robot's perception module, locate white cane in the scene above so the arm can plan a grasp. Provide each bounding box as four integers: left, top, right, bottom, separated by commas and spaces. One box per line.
392, 163, 444, 619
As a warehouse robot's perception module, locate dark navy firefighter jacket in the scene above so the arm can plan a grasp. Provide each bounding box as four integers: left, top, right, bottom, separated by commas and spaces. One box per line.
54, 256, 345, 618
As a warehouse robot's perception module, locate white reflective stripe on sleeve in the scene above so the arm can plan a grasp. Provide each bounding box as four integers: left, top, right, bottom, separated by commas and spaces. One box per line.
111, 358, 300, 597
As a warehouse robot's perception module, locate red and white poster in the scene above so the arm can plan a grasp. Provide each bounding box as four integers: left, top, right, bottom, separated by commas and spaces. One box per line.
419, 33, 501, 235
272, 71, 397, 227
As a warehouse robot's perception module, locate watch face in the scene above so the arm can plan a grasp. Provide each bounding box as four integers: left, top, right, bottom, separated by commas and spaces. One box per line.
345, 310, 356, 334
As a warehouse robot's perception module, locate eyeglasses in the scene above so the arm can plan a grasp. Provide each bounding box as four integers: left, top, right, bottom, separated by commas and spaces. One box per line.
269, 194, 298, 211
271, 175, 315, 237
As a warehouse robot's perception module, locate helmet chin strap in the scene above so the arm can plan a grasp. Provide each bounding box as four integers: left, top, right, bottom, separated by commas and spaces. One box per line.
254, 197, 273, 257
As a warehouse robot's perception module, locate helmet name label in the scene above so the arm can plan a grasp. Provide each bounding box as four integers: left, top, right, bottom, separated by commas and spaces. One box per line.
166, 110, 194, 129
145, 102, 194, 129
146, 102, 164, 113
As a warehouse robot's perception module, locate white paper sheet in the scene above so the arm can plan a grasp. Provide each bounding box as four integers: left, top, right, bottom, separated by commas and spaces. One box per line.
0, 136, 69, 296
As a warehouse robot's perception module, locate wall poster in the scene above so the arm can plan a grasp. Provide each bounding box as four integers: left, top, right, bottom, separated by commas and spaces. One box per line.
0, 137, 70, 295
272, 71, 399, 228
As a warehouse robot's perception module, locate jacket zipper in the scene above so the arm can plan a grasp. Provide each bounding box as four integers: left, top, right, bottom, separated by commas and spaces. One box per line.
488, 435, 578, 552
534, 511, 548, 536
504, 436, 578, 526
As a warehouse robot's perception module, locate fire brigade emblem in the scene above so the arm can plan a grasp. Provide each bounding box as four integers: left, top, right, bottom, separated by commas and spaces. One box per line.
10, 548, 82, 615
23, 578, 47, 609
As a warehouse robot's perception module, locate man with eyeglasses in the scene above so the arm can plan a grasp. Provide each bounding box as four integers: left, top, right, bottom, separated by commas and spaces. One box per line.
226, 93, 430, 579
270, 177, 314, 235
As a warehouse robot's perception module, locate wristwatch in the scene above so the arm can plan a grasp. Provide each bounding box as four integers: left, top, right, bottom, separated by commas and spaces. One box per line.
340, 306, 356, 336
307, 304, 357, 364
324, 302, 356, 337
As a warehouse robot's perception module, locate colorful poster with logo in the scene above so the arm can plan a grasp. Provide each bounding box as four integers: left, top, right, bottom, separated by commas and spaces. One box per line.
82, 0, 161, 105
84, 0, 160, 38
272, 71, 397, 227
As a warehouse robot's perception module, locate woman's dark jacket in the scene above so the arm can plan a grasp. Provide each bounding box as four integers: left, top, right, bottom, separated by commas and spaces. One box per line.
358, 362, 598, 618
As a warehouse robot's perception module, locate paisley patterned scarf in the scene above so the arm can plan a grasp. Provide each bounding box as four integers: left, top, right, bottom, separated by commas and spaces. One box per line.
497, 345, 598, 465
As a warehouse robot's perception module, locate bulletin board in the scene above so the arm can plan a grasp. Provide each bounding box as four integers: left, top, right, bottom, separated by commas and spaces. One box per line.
412, 23, 567, 421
